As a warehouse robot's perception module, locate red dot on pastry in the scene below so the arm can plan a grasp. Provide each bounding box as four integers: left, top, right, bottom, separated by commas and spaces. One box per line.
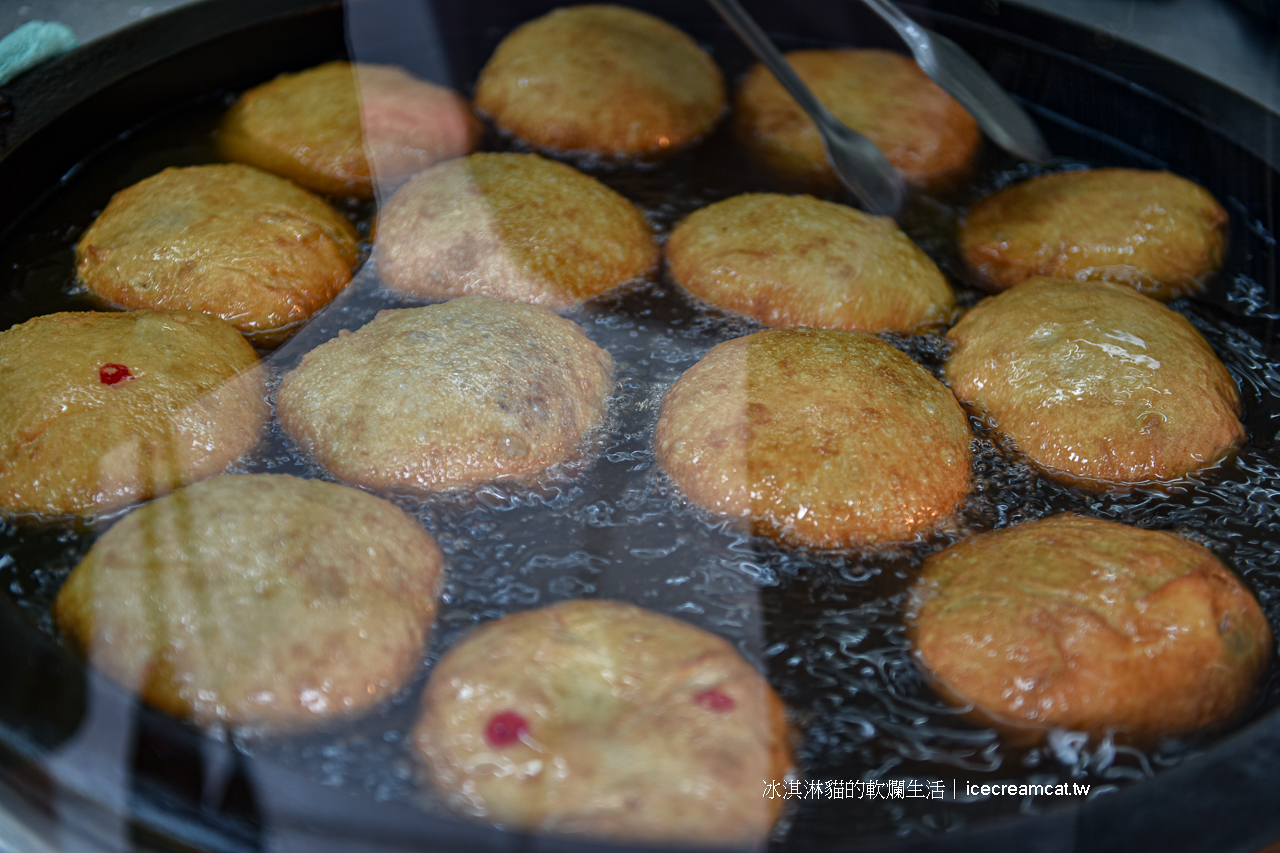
694, 688, 735, 712
99, 363, 133, 385
485, 710, 528, 746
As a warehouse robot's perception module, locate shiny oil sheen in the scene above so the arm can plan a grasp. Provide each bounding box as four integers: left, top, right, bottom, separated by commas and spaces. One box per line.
1, 56, 1279, 848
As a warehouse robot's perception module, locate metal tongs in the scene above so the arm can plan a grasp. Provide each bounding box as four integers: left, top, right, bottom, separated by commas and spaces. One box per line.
708, 0, 1051, 218
861, 0, 1050, 165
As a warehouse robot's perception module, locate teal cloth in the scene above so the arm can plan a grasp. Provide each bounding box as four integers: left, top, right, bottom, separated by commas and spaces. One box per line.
0, 21, 78, 86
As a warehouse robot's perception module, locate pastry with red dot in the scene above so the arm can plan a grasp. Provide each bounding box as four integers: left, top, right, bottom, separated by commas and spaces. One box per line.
376, 152, 658, 308
944, 277, 1245, 489
474, 5, 725, 158
75, 163, 360, 346
276, 296, 614, 492
413, 599, 792, 845
218, 61, 482, 198
959, 168, 1227, 300
655, 328, 973, 548
55, 474, 444, 730
0, 310, 265, 518
908, 514, 1272, 741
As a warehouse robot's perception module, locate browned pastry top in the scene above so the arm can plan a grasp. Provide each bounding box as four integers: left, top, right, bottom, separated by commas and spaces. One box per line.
377, 152, 658, 308
475, 4, 725, 157
909, 514, 1272, 740
667, 192, 956, 333
414, 599, 791, 845
75, 163, 359, 345
0, 310, 265, 517
55, 474, 444, 730
656, 328, 973, 548
960, 168, 1228, 300
277, 296, 615, 492
735, 48, 980, 190
945, 277, 1244, 489
218, 61, 482, 198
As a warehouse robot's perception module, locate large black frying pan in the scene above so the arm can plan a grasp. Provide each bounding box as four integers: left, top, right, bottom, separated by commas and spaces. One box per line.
2, 1, 1279, 851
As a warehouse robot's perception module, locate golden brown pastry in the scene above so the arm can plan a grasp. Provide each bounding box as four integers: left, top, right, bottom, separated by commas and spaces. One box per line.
944, 277, 1245, 489
376, 152, 658, 307
55, 474, 444, 730
734, 49, 980, 190
75, 164, 360, 346
908, 514, 1272, 741
0, 310, 265, 518
276, 296, 614, 492
655, 328, 972, 548
413, 599, 791, 845
960, 168, 1228, 300
217, 61, 482, 199
474, 5, 725, 157
666, 192, 956, 333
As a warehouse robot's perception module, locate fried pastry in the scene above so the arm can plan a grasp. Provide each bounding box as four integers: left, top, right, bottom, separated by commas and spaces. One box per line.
276, 296, 614, 492
0, 310, 264, 518
475, 5, 725, 157
75, 164, 360, 346
960, 168, 1228, 300
667, 192, 956, 333
944, 277, 1244, 489
734, 49, 980, 191
413, 599, 791, 845
377, 152, 657, 307
218, 61, 482, 198
655, 328, 972, 548
908, 514, 1272, 740
55, 474, 444, 729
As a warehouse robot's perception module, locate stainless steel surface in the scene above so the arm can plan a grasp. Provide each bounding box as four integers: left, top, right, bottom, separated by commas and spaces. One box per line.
859, 0, 1051, 162
708, 0, 907, 216
1009, 0, 1280, 116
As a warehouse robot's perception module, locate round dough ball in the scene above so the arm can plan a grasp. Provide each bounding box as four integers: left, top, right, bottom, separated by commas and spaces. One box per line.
0, 310, 265, 518
734, 49, 980, 191
474, 5, 725, 157
413, 599, 791, 846
908, 514, 1272, 740
960, 168, 1228, 300
944, 277, 1245, 489
218, 61, 482, 199
655, 328, 972, 548
666, 193, 956, 333
377, 152, 658, 307
54, 474, 444, 730
276, 296, 615, 492
75, 164, 360, 346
